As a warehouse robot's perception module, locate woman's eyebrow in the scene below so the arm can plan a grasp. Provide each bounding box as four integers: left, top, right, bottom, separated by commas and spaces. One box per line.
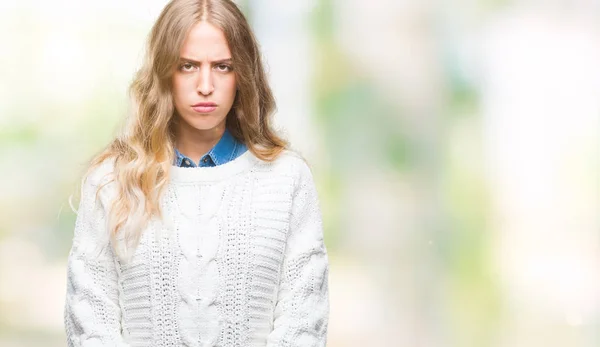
179, 57, 233, 64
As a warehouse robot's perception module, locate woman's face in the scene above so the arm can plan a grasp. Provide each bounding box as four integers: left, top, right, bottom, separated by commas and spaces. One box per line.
172, 21, 236, 134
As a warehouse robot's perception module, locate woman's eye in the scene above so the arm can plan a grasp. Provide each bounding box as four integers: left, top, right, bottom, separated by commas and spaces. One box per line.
215, 64, 232, 72
180, 63, 195, 71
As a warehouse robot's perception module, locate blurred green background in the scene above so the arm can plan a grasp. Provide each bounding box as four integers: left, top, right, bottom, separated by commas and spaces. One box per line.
1, 0, 599, 346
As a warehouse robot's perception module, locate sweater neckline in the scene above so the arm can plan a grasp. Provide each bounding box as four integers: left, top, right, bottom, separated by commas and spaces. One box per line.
170, 149, 259, 183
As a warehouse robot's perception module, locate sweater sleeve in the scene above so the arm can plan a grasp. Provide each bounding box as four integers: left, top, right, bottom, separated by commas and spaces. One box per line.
266, 160, 330, 347
64, 170, 129, 347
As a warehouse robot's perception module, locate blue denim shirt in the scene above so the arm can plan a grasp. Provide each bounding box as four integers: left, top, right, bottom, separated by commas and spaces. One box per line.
174, 129, 247, 168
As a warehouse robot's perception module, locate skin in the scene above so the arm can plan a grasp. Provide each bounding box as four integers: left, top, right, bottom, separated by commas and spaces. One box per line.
171, 21, 237, 164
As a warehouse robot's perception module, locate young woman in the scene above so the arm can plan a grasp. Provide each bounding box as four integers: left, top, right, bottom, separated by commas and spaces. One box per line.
63, 1, 330, 346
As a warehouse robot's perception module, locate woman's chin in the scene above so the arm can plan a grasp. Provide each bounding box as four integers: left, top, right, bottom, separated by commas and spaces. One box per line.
180, 116, 227, 132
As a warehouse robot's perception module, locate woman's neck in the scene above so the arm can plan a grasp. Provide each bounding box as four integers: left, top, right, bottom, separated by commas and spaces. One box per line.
174, 122, 226, 164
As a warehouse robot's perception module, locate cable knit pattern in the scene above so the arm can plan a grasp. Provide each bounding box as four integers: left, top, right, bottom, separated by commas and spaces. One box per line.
64, 149, 330, 347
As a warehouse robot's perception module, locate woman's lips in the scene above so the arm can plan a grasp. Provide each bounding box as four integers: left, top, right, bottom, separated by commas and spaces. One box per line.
191, 103, 217, 113
192, 105, 217, 113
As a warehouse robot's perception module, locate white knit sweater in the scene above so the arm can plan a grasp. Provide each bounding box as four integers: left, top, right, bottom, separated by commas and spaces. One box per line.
64, 150, 329, 347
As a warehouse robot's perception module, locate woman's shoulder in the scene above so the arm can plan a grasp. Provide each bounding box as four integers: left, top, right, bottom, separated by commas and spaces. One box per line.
79, 158, 120, 207
84, 157, 117, 188
255, 148, 316, 184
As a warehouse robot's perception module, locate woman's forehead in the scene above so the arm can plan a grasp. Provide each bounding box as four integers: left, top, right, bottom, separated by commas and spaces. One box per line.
180, 21, 231, 60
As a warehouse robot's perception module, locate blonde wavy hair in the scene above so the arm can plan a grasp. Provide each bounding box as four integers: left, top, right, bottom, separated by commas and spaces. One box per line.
84, 0, 287, 261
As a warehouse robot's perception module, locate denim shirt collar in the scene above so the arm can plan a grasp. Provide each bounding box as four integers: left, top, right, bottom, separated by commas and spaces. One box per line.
174, 129, 246, 167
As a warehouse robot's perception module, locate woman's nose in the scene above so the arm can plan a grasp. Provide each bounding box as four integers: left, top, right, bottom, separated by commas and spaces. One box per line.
197, 67, 214, 95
